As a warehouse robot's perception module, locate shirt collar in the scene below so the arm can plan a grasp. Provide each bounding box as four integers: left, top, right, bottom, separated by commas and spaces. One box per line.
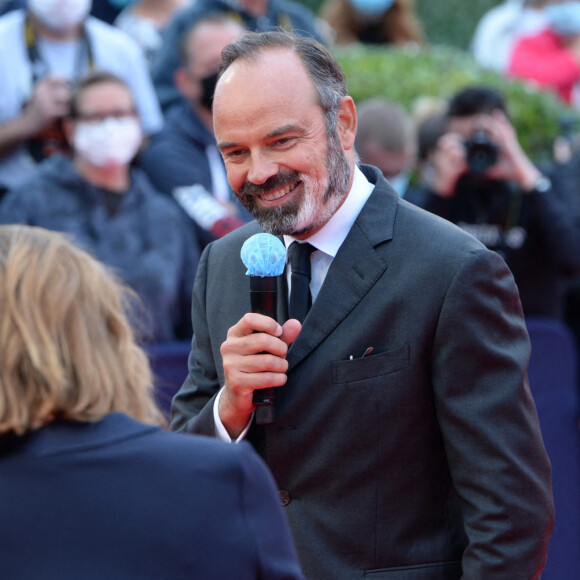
283, 165, 374, 257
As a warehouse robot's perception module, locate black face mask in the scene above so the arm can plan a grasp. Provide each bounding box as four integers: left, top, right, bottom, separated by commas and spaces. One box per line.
200, 71, 219, 111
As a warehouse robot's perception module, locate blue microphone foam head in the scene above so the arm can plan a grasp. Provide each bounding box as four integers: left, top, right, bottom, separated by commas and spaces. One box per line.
241, 233, 286, 277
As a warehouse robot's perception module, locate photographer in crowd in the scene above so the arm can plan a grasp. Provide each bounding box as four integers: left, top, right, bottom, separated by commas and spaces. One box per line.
417, 86, 580, 319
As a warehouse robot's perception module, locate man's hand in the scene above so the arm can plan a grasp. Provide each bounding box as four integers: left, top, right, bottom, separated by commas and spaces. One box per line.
0, 76, 72, 158
476, 111, 542, 189
219, 313, 301, 438
428, 132, 468, 197
20, 76, 71, 137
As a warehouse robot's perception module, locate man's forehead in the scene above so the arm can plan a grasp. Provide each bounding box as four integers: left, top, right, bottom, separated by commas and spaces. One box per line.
448, 114, 490, 135
79, 82, 131, 102
215, 49, 315, 112
219, 48, 305, 85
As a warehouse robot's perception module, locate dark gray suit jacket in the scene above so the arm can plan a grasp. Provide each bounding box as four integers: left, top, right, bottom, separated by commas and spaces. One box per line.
172, 165, 554, 579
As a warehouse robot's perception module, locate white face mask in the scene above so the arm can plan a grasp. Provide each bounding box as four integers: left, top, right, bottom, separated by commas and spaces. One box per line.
74, 117, 142, 167
28, 0, 92, 32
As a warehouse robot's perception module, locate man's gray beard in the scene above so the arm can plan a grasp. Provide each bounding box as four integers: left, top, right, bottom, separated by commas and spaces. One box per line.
239, 129, 351, 236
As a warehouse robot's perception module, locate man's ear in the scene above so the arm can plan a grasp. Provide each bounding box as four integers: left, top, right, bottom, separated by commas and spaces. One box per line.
337, 96, 357, 151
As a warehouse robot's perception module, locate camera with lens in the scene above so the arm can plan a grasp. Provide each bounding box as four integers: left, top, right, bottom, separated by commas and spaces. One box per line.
464, 131, 499, 174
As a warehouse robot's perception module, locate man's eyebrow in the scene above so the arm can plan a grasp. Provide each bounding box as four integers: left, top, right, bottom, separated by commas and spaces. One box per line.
265, 124, 303, 139
218, 124, 305, 151
217, 139, 238, 151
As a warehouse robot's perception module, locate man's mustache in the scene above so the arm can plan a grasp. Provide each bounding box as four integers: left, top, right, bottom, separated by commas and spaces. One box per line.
239, 171, 300, 198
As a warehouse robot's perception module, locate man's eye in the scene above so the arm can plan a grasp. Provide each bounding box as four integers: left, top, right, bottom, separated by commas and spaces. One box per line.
225, 150, 246, 161
274, 137, 295, 147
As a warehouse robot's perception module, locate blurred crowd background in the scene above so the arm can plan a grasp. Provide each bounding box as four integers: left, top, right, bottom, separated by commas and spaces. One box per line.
0, 0, 579, 359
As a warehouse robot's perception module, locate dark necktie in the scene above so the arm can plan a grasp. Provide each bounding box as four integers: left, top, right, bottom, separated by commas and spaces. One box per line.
288, 241, 316, 323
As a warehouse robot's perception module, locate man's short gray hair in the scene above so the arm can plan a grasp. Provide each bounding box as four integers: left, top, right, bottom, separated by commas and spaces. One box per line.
218, 29, 347, 133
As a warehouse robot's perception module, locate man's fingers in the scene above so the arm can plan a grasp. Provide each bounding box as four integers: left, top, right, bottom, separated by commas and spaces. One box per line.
230, 351, 289, 375
280, 319, 302, 346
227, 312, 282, 339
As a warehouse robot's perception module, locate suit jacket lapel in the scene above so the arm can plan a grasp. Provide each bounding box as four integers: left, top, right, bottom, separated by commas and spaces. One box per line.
287, 166, 398, 369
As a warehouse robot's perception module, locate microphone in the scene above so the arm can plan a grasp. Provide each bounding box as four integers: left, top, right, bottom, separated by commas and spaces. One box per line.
240, 233, 286, 425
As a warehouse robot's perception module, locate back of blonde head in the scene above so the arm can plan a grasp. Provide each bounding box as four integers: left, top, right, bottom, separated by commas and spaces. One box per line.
0, 225, 164, 436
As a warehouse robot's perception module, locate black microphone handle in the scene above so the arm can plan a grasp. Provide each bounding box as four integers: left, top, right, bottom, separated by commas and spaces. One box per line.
250, 275, 278, 425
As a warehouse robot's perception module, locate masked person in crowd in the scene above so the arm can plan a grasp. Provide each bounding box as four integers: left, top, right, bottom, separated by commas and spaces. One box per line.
0, 72, 197, 343
113, 0, 190, 68
171, 31, 553, 579
509, 0, 580, 106
0, 0, 162, 195
0, 224, 305, 580
319, 0, 424, 46
415, 86, 580, 319
140, 14, 251, 247
150, 0, 325, 110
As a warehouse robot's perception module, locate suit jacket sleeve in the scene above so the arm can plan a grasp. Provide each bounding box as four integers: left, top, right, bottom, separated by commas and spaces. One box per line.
433, 246, 554, 577
171, 244, 222, 434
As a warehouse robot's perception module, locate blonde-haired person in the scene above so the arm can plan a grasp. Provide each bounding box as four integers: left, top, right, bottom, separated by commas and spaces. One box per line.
0, 70, 199, 343
0, 224, 304, 580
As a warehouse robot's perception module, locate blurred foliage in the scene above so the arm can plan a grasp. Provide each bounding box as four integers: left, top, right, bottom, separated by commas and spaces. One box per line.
414, 0, 499, 50
333, 43, 580, 164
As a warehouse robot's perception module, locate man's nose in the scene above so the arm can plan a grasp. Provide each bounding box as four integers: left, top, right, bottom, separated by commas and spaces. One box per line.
247, 151, 279, 185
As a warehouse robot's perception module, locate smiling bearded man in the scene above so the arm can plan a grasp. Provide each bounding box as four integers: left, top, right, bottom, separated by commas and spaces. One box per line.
170, 30, 554, 580
212, 37, 354, 240
234, 125, 351, 236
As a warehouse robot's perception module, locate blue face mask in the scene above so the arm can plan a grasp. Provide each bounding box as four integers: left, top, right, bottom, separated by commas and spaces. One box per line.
348, 0, 395, 17
545, 1, 580, 36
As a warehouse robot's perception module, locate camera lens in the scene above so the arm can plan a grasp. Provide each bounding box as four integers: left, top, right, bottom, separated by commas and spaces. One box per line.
464, 131, 498, 174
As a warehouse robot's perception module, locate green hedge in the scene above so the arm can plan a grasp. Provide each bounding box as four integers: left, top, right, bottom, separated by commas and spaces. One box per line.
333, 44, 580, 163
415, 0, 499, 50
